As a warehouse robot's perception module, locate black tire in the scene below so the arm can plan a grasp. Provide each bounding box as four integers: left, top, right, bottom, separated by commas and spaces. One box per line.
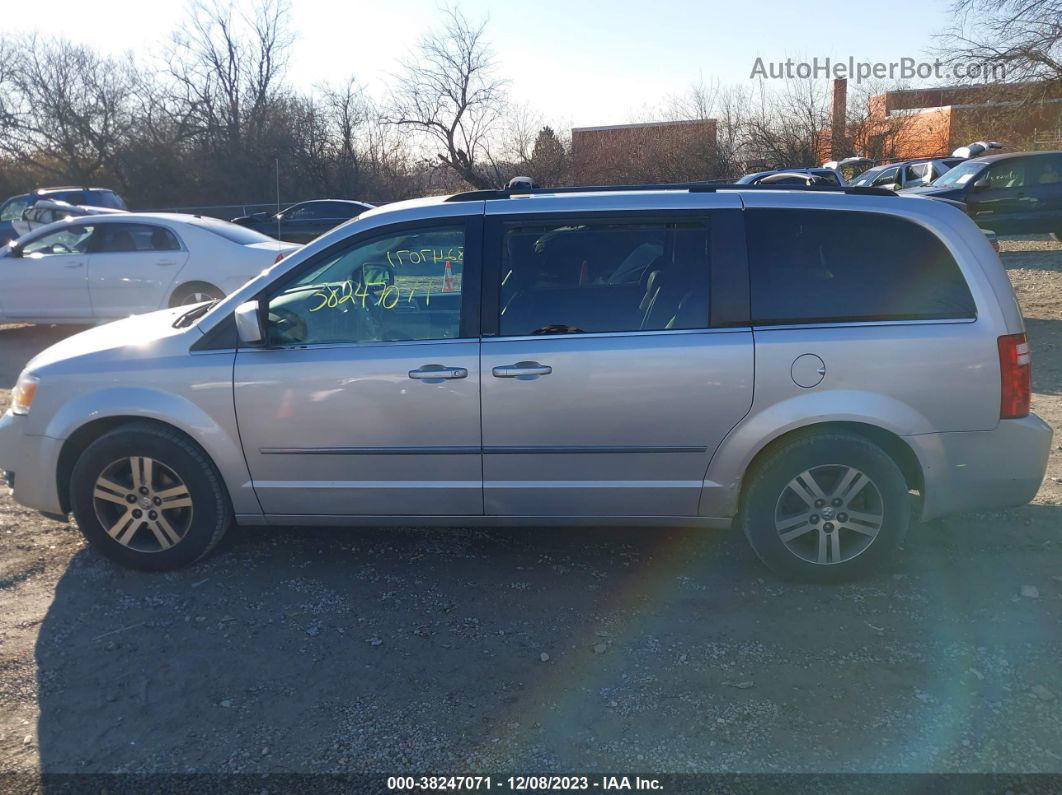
169, 282, 224, 307
740, 431, 910, 583
69, 422, 232, 570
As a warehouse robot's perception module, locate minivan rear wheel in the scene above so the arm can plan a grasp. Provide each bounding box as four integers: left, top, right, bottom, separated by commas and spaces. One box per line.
740, 431, 910, 582
70, 423, 231, 570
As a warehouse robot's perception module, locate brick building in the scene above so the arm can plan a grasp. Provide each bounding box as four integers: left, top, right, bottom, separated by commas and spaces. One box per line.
856, 81, 1062, 160
571, 119, 718, 184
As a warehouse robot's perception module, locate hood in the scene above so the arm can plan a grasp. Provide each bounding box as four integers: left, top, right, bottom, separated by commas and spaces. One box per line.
24, 306, 196, 374
899, 185, 963, 199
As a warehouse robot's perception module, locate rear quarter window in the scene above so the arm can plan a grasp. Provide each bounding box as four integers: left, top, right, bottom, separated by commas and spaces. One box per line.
746, 209, 976, 325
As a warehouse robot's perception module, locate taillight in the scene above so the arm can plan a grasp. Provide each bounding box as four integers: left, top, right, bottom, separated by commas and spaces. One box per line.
997, 333, 1031, 419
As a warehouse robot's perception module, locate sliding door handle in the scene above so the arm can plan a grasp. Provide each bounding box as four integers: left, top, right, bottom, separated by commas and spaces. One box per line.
492, 361, 552, 378
408, 365, 468, 380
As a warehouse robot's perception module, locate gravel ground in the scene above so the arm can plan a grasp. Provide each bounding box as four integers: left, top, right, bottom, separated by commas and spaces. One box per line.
0, 243, 1060, 780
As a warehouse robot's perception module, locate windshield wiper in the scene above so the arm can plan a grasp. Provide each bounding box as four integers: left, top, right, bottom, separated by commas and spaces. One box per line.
172, 299, 220, 329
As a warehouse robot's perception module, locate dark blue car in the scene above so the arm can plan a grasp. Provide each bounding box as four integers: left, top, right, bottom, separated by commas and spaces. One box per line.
231, 199, 374, 244
902, 151, 1062, 237
0, 187, 127, 244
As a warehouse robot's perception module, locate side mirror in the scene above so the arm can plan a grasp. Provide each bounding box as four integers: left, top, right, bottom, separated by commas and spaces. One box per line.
235, 300, 264, 346
7, 244, 22, 258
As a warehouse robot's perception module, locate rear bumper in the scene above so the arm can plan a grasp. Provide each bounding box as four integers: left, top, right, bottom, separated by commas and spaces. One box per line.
0, 411, 64, 517
907, 413, 1053, 521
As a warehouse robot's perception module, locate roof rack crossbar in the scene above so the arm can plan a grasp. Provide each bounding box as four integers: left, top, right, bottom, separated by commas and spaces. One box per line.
444, 182, 896, 202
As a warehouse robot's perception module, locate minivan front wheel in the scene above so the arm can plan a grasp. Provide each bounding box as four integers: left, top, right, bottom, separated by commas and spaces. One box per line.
740, 432, 910, 582
70, 423, 231, 570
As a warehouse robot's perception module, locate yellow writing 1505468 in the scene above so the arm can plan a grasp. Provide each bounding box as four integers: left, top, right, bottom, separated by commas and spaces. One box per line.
309, 280, 428, 312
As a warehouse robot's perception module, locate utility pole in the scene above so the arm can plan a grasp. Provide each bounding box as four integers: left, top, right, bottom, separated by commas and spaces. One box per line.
275, 156, 281, 240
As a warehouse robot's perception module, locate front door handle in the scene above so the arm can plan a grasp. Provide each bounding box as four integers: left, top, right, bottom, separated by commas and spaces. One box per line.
63, 261, 84, 269
156, 259, 178, 266
408, 365, 468, 380
492, 361, 552, 378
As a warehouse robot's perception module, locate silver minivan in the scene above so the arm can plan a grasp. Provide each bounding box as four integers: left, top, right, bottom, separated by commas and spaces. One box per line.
0, 184, 1052, 581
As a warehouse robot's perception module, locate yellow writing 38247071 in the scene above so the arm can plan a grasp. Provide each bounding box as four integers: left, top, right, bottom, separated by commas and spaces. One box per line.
308, 280, 429, 312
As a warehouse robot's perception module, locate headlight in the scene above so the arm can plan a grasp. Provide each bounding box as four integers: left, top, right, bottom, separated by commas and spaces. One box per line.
11, 373, 39, 415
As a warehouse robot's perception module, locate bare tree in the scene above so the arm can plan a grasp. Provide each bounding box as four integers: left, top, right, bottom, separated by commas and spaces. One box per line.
666, 75, 720, 122
389, 7, 508, 189
938, 0, 1062, 93
163, 0, 294, 199
744, 78, 832, 169
665, 77, 750, 179
169, 0, 292, 139
0, 35, 134, 182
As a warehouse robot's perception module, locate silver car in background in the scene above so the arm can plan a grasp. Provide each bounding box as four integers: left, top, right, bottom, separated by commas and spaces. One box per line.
0, 183, 1052, 582
850, 157, 966, 190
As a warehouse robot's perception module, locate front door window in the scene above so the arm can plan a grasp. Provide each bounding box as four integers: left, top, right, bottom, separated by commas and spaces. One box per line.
22, 225, 96, 256
265, 225, 466, 346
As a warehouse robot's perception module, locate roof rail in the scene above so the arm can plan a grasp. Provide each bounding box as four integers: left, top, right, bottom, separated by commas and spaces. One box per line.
444, 182, 897, 202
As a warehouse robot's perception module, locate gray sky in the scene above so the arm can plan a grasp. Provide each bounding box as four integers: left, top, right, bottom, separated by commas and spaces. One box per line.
8, 0, 955, 127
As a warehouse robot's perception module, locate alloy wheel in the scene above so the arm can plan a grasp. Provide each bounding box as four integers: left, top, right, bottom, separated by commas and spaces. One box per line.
92, 456, 194, 552
773, 464, 884, 565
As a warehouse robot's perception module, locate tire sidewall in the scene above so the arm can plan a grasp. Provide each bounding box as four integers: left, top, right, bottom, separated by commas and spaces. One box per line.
172, 284, 223, 307
742, 434, 910, 583
70, 427, 229, 570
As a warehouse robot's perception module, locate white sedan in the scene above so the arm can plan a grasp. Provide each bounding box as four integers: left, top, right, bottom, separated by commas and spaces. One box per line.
0, 213, 299, 324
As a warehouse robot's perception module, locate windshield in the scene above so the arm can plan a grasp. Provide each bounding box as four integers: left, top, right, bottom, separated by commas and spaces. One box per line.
190, 216, 276, 244
851, 167, 884, 187
85, 190, 127, 209
931, 160, 985, 188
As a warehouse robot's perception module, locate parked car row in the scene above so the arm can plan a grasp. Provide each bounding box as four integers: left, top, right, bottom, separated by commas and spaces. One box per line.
0, 213, 298, 324
0, 187, 380, 322
0, 187, 127, 243
742, 146, 1062, 237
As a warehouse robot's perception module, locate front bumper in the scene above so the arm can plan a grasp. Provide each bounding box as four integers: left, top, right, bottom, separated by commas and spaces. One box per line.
906, 413, 1053, 521
0, 411, 65, 517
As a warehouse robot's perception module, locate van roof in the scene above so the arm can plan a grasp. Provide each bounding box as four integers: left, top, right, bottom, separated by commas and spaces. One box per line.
443, 182, 895, 203
966, 150, 1062, 166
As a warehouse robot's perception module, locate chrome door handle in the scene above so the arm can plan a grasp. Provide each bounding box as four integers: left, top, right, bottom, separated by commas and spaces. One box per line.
492, 361, 552, 378
408, 365, 468, 380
